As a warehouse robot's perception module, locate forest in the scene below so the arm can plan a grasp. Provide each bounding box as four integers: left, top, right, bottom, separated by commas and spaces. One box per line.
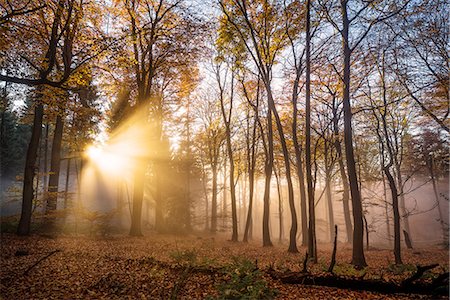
0, 0, 449, 299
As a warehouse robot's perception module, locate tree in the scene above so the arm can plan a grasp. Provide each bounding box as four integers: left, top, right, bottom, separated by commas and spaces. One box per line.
320, 0, 409, 268
219, 0, 300, 252
1, 0, 109, 235
240, 75, 262, 243
214, 61, 239, 241
116, 0, 203, 235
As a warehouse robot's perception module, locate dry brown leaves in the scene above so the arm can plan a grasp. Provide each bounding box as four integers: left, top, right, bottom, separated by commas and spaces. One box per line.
0, 233, 448, 299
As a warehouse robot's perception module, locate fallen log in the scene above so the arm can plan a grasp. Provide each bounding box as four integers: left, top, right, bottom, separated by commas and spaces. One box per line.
267, 264, 447, 296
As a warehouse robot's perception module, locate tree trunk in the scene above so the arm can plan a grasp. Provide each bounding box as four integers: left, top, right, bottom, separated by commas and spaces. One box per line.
305, 0, 316, 260
222, 159, 227, 230
382, 170, 392, 245
130, 164, 144, 236
43, 122, 49, 193
395, 162, 411, 243
64, 158, 71, 209
243, 112, 257, 243
266, 86, 297, 253
274, 165, 284, 243
341, 0, 366, 268
46, 114, 64, 213
262, 110, 273, 247
332, 106, 352, 244
17, 102, 44, 236
291, 23, 308, 248
211, 165, 218, 233
429, 154, 448, 247
363, 213, 369, 250
326, 174, 334, 243
384, 167, 402, 264
219, 73, 238, 241
154, 159, 163, 232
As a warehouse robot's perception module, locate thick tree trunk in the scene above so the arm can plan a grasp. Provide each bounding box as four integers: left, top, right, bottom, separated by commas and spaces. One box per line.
341, 0, 366, 268
46, 114, 64, 212
130, 164, 144, 236
17, 102, 44, 236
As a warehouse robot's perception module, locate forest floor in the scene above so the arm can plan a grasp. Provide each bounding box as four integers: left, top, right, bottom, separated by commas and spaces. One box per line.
1, 232, 448, 299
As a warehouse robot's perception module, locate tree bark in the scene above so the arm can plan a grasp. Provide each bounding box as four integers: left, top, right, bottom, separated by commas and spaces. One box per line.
429, 154, 448, 247
305, 0, 316, 260
341, 0, 366, 268
266, 86, 297, 253
243, 107, 258, 242
17, 102, 44, 235
46, 114, 64, 213
262, 109, 273, 247
384, 167, 402, 264
211, 165, 218, 233
130, 163, 144, 236
274, 164, 284, 243
332, 104, 352, 244
64, 158, 71, 210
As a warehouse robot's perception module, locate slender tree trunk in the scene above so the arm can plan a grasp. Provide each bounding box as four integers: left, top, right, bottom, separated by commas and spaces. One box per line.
363, 213, 369, 250
17, 102, 44, 236
429, 155, 448, 247
64, 158, 71, 209
298, 166, 308, 246
341, 0, 366, 268
384, 167, 402, 264
326, 173, 334, 243
274, 165, 284, 243
262, 110, 273, 247
201, 163, 209, 231
305, 0, 316, 260
382, 170, 392, 245
243, 115, 257, 243
333, 107, 352, 244
222, 158, 227, 230
211, 165, 218, 233
395, 162, 411, 241
266, 86, 297, 253
219, 73, 238, 241
43, 122, 49, 193
46, 114, 64, 212
292, 65, 308, 247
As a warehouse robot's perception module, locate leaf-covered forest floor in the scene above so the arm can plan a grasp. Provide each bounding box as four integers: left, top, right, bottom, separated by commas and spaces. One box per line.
1, 232, 448, 299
